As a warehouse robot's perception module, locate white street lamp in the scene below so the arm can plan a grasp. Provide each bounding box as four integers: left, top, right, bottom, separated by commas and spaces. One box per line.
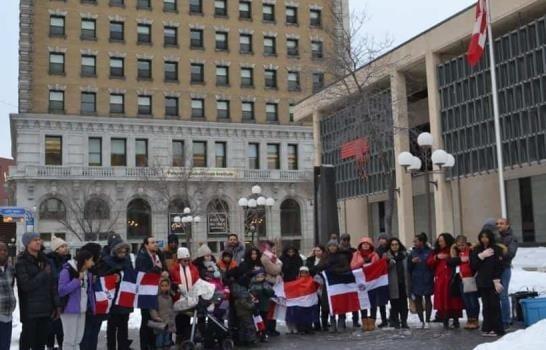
238, 197, 248, 207
398, 151, 414, 168
256, 196, 267, 206
442, 153, 456, 168
431, 149, 449, 166
417, 132, 434, 147
173, 216, 181, 223
183, 207, 191, 214
248, 199, 257, 208
265, 197, 275, 207
408, 156, 422, 171
251, 185, 262, 194
193, 216, 201, 223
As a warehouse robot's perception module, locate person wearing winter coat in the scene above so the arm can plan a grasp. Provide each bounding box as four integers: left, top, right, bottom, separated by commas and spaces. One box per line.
16, 232, 61, 350
222, 234, 246, 265
162, 234, 179, 272
280, 246, 303, 283
0, 242, 16, 350
305, 245, 328, 331
58, 250, 95, 350
102, 236, 134, 350
231, 283, 258, 347
249, 268, 274, 342
408, 233, 434, 328
193, 244, 216, 279
427, 233, 463, 330
448, 235, 480, 330
339, 233, 361, 328
47, 235, 71, 350
386, 238, 411, 329
235, 247, 262, 288
217, 251, 238, 281
258, 240, 282, 336
495, 218, 518, 329
374, 234, 390, 327
470, 229, 506, 337
149, 278, 175, 350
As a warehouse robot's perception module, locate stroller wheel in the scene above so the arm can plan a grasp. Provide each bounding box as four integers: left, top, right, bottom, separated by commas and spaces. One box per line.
221, 339, 234, 350
180, 340, 196, 350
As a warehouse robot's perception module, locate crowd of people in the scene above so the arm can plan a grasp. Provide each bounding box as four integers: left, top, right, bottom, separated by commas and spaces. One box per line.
0, 217, 518, 350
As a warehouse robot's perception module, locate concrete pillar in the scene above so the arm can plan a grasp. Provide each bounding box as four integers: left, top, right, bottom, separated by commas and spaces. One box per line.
391, 71, 415, 246
425, 52, 454, 236
312, 109, 322, 167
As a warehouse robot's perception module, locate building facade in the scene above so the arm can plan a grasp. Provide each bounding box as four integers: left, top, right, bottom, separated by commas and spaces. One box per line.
10, 0, 343, 252
295, 0, 546, 245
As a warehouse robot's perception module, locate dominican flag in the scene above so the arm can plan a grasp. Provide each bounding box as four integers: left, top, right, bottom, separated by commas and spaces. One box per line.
134, 272, 161, 309
115, 270, 137, 308
253, 312, 266, 332
322, 259, 389, 315
467, 0, 488, 66
273, 276, 319, 307
94, 274, 118, 315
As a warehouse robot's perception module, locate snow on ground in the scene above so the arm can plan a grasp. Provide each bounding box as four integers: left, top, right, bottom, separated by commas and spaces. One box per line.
473, 319, 546, 350
512, 247, 546, 270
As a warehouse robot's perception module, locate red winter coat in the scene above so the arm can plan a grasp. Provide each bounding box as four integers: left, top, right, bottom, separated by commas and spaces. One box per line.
427, 248, 463, 318
169, 262, 200, 301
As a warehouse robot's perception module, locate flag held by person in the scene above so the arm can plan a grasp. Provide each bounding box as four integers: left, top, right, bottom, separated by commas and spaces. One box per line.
94, 274, 118, 315
115, 270, 137, 308
273, 275, 319, 307
134, 272, 161, 309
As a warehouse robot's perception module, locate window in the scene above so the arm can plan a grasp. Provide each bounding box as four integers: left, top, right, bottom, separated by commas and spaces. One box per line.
248, 143, 259, 169
137, 0, 151, 9
172, 140, 185, 166
84, 198, 110, 221
45, 136, 62, 165
240, 34, 252, 53
190, 29, 204, 48
49, 53, 64, 75
264, 69, 277, 88
311, 40, 323, 59
288, 144, 298, 170
215, 142, 227, 167
191, 98, 204, 118
49, 90, 64, 113
164, 61, 178, 81
137, 24, 151, 44
287, 38, 299, 56
215, 32, 228, 51
310, 9, 321, 26
39, 198, 66, 220
216, 66, 229, 86
81, 92, 96, 114
217, 100, 230, 119
164, 0, 177, 12
81, 18, 96, 40
193, 141, 207, 167
288, 71, 300, 91
110, 0, 124, 6
81, 55, 96, 76
50, 16, 65, 36
191, 63, 204, 83
264, 36, 276, 55
313, 72, 325, 92
110, 57, 124, 77
281, 199, 301, 236
165, 97, 179, 117
215, 0, 227, 16
239, 1, 251, 19
111, 138, 126, 166
267, 144, 280, 169
135, 139, 148, 167
138, 95, 152, 115
286, 6, 297, 24
110, 93, 124, 113
88, 137, 102, 166
289, 103, 294, 122
164, 27, 178, 46
189, 0, 202, 14
266, 103, 278, 122
110, 21, 124, 41
263, 4, 275, 22
242, 101, 254, 120
127, 199, 151, 238
241, 67, 254, 87
138, 59, 152, 80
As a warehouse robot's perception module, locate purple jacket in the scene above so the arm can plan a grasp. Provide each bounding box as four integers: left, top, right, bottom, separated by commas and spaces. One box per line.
58, 260, 95, 314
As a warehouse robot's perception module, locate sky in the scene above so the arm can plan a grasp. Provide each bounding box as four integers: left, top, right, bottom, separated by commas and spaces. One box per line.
0, 0, 477, 159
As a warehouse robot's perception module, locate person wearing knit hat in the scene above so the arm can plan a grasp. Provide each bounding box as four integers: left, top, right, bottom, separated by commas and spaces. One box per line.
177, 247, 190, 260
50, 235, 68, 254
194, 244, 215, 279
196, 244, 212, 259
482, 218, 497, 233
21, 232, 40, 248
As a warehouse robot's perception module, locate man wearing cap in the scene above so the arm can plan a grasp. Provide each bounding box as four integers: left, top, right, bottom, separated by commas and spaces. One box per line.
163, 234, 179, 272
16, 232, 61, 350
0, 242, 16, 350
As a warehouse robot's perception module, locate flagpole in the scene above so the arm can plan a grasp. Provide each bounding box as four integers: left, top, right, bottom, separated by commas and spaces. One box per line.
485, 0, 507, 217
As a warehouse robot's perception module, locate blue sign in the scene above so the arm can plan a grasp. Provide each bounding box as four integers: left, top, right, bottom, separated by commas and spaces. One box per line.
0, 208, 27, 216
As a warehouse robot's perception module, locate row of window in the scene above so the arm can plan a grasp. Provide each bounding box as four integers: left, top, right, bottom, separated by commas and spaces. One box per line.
61, 0, 323, 27
44, 135, 299, 170
48, 89, 299, 121
48, 53, 325, 92
50, 16, 325, 59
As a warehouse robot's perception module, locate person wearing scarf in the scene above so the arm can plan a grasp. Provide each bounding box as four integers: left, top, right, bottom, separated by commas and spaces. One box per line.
386, 238, 411, 329
258, 240, 282, 337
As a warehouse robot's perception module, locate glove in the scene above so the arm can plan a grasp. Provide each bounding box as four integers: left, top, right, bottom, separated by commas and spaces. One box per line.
493, 279, 504, 294
478, 248, 494, 260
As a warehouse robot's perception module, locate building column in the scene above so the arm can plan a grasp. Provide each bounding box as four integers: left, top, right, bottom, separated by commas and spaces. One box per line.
426, 52, 454, 236
391, 70, 415, 246
312, 109, 322, 167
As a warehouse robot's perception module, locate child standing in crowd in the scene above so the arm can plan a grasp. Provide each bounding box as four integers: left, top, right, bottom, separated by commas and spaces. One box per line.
386, 238, 410, 329
217, 251, 237, 281
149, 278, 175, 350
449, 235, 480, 330
231, 282, 258, 347
249, 268, 274, 341
408, 233, 434, 328
58, 250, 95, 350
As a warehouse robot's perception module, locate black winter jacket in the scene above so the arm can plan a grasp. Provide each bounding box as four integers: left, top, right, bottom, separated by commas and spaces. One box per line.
135, 249, 166, 274
470, 245, 504, 289
15, 250, 60, 321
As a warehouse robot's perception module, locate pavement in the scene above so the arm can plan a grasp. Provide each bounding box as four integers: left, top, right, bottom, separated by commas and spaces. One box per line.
97, 321, 512, 350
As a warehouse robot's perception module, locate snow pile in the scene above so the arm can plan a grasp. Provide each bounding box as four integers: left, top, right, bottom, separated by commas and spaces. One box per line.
512, 247, 546, 270
474, 319, 546, 350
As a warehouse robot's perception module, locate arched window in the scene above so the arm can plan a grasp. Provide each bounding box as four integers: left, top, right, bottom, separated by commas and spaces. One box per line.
39, 198, 66, 220
168, 198, 191, 235
127, 198, 151, 238
207, 199, 230, 235
84, 198, 110, 220
280, 199, 301, 236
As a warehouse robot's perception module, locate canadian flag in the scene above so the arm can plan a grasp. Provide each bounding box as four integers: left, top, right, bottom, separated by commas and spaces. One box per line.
467, 0, 488, 66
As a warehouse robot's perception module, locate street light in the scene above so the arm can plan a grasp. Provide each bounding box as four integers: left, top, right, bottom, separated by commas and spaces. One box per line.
239, 185, 275, 244
397, 132, 455, 237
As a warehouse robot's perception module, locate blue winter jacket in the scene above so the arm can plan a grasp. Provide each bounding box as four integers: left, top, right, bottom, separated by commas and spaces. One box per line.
407, 246, 434, 297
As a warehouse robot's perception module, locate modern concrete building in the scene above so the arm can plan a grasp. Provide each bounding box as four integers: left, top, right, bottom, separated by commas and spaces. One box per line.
9, 0, 345, 253
295, 0, 546, 245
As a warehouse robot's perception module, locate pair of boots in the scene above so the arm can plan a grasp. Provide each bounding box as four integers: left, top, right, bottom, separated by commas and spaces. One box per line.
464, 318, 480, 330
443, 318, 460, 330
361, 318, 376, 332
329, 316, 347, 333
